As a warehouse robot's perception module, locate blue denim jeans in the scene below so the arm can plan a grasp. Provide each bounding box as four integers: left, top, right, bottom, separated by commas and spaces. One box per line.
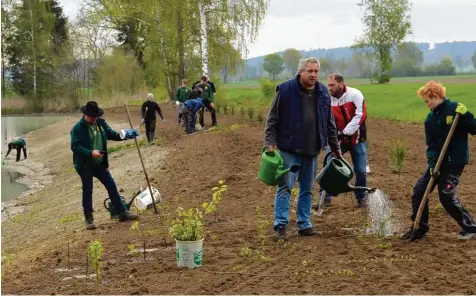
274, 150, 318, 231
79, 164, 126, 215
320, 142, 368, 201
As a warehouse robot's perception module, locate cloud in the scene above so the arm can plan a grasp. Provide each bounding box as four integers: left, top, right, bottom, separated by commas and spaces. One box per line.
247, 0, 476, 57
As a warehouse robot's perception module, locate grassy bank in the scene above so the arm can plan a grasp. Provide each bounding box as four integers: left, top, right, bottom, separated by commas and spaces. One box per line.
219, 75, 476, 122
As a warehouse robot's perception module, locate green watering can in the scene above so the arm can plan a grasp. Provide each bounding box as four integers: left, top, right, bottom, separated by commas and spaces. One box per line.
103, 189, 141, 219
316, 152, 376, 196
258, 147, 300, 186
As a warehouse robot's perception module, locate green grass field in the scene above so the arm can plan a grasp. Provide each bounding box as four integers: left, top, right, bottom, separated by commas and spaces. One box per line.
219, 75, 476, 122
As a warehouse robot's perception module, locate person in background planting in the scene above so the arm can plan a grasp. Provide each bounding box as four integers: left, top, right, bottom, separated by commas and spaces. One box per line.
71, 101, 139, 230
141, 93, 166, 144
401, 81, 476, 241
182, 90, 205, 134
264, 57, 341, 240
175, 79, 191, 125
196, 76, 217, 127
207, 77, 216, 96
4, 137, 27, 162
317, 73, 368, 208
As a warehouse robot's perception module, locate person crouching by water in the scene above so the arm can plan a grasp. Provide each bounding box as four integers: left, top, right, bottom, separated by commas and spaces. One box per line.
5, 138, 27, 162
71, 101, 139, 230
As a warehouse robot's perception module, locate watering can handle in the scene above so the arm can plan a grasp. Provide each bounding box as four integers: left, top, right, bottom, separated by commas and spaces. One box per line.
103, 198, 110, 210
323, 151, 353, 172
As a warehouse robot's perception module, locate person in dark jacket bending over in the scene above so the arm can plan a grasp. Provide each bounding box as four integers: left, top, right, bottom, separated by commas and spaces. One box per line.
71, 101, 139, 230
401, 81, 476, 241
264, 57, 341, 240
5, 138, 27, 162
141, 93, 166, 144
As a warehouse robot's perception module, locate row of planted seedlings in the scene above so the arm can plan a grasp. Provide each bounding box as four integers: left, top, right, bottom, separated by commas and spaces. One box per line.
215, 99, 267, 127
55, 180, 229, 284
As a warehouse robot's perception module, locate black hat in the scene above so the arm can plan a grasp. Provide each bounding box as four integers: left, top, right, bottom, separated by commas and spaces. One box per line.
80, 101, 104, 117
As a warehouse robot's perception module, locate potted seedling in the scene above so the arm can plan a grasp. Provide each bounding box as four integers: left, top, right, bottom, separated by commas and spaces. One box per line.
169, 180, 226, 269
169, 207, 205, 269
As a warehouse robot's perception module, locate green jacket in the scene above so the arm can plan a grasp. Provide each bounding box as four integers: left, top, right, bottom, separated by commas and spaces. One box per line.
425, 98, 476, 168
197, 82, 214, 102
70, 117, 124, 172
175, 86, 191, 103
10, 138, 26, 148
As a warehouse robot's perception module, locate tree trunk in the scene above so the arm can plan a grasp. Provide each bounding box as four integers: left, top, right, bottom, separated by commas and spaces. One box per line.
177, 7, 185, 81
1, 33, 5, 97
156, 8, 174, 102
198, 2, 209, 77
28, 0, 37, 103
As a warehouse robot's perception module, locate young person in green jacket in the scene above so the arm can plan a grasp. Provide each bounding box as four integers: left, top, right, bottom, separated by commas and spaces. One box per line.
175, 79, 191, 125
71, 101, 139, 230
5, 138, 27, 162
196, 76, 217, 127
401, 81, 476, 241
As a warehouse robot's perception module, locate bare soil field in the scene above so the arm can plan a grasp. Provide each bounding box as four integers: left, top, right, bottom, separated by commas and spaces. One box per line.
2, 104, 476, 294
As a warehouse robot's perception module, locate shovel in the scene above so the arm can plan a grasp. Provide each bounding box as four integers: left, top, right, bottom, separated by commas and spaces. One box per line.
410, 113, 461, 241
314, 190, 327, 216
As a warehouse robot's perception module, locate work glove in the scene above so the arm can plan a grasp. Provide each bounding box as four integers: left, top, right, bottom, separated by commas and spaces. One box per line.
429, 167, 439, 178
121, 129, 139, 139
162, 119, 166, 123
141, 119, 145, 125
455, 103, 467, 115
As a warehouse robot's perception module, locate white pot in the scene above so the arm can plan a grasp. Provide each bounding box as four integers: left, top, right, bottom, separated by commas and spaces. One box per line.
175, 238, 204, 269
135, 187, 161, 210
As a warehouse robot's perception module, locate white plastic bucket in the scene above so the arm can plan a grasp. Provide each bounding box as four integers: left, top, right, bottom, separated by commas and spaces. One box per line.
135, 187, 161, 210
175, 239, 204, 269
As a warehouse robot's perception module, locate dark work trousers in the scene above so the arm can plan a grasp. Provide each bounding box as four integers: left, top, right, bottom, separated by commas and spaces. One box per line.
411, 165, 476, 233
182, 106, 196, 134
198, 102, 217, 127
79, 164, 126, 215
144, 119, 157, 143
5, 144, 27, 162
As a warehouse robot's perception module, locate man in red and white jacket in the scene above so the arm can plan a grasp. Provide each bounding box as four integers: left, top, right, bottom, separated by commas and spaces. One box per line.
321, 73, 369, 207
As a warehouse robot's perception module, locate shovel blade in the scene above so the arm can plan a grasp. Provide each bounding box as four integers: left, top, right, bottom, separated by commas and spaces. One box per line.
313, 190, 326, 216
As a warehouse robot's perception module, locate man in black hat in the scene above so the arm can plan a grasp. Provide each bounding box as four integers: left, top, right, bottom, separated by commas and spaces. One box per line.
71, 101, 139, 230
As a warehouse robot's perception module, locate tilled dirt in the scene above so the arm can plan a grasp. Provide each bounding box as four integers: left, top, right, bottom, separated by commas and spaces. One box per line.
2, 104, 476, 294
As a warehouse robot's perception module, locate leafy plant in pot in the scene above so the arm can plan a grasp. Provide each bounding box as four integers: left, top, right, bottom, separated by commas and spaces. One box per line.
169, 180, 227, 269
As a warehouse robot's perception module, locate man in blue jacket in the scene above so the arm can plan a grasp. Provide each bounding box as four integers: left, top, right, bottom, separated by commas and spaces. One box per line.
71, 101, 139, 230
182, 90, 205, 134
264, 57, 341, 240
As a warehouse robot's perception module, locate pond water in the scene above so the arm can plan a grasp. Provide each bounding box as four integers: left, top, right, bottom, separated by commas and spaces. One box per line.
1, 115, 69, 201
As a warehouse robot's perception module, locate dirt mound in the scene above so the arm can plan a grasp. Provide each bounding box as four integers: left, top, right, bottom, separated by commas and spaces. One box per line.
2, 103, 476, 294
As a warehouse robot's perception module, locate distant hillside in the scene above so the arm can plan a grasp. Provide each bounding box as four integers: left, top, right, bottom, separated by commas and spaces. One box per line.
246, 41, 476, 68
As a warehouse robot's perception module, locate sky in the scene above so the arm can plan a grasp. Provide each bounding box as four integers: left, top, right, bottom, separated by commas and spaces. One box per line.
59, 0, 476, 58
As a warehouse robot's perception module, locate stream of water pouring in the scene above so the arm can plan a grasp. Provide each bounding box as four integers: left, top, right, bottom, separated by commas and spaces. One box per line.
366, 189, 401, 237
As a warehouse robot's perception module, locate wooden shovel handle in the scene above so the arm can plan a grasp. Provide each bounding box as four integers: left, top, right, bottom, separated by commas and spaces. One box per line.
413, 113, 461, 230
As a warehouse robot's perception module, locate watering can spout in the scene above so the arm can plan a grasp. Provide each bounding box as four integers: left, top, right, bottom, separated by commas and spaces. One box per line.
347, 184, 378, 193
275, 164, 300, 182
